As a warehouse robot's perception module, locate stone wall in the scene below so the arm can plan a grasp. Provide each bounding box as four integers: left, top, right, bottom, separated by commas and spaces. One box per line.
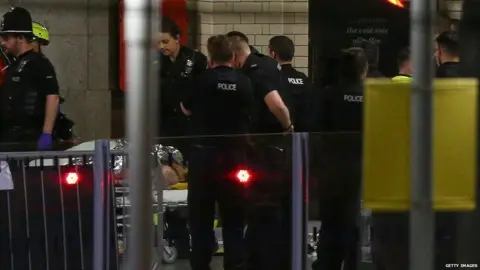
1, 0, 114, 140
187, 0, 309, 75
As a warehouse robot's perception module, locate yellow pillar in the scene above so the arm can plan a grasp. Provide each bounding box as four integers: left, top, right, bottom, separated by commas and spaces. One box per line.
363, 78, 478, 211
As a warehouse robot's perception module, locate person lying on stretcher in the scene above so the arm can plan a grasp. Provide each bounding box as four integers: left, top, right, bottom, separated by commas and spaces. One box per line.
155, 162, 189, 190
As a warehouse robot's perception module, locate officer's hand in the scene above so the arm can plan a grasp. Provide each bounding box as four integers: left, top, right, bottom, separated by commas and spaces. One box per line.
38, 133, 53, 151
283, 124, 294, 133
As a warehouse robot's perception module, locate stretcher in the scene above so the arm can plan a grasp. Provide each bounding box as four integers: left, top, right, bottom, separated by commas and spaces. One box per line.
163, 190, 188, 206
115, 186, 190, 265
115, 187, 188, 208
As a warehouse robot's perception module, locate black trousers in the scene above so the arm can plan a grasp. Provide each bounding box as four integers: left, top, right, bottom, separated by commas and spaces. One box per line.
311, 147, 362, 270
244, 144, 292, 270
188, 146, 246, 270
312, 202, 360, 270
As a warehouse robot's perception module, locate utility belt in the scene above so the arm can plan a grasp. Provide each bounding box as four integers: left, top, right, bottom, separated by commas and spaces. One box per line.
191, 142, 249, 164
0, 125, 42, 144
252, 120, 283, 134
191, 134, 251, 150
2, 115, 43, 130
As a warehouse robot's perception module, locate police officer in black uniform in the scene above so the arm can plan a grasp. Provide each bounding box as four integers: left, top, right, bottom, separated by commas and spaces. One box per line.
157, 16, 208, 256
229, 35, 292, 270
434, 29, 461, 270
229, 35, 292, 133
358, 39, 385, 78
312, 47, 367, 270
0, 7, 60, 151
180, 34, 254, 270
226, 31, 280, 71
435, 30, 461, 77
268, 35, 312, 131
158, 16, 208, 137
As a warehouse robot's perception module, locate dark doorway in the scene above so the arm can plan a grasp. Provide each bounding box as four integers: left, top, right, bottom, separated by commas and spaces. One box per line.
309, 0, 410, 86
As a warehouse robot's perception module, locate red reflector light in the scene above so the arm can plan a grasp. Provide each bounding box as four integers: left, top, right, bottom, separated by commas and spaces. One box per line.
65, 172, 79, 185
235, 169, 251, 183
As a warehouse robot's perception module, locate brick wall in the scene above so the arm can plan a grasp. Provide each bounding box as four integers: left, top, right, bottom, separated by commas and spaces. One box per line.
187, 0, 309, 75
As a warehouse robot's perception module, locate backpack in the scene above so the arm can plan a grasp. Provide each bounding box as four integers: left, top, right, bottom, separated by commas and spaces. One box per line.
54, 97, 76, 140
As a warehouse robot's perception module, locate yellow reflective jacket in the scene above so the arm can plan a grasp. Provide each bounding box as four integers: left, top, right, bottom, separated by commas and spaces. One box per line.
391, 75, 412, 83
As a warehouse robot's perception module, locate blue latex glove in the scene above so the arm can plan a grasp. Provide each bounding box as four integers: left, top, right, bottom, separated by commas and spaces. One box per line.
38, 133, 53, 151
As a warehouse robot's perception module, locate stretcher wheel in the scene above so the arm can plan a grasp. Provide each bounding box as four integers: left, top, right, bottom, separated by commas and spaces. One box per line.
162, 245, 178, 264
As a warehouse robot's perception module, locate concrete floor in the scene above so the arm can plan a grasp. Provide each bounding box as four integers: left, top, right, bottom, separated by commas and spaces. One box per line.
162, 257, 315, 270
122, 220, 375, 270
161, 258, 375, 270
160, 221, 320, 270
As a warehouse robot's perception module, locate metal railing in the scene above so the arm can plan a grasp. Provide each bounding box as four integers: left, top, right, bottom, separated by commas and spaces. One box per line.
0, 134, 310, 270
0, 145, 119, 270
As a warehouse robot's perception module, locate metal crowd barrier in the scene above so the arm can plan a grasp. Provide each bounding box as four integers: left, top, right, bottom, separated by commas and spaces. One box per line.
0, 135, 311, 270
0, 142, 120, 270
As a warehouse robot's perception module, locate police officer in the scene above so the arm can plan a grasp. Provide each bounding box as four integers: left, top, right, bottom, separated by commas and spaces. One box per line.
158, 16, 208, 137
226, 31, 279, 70
434, 31, 460, 270
358, 39, 385, 78
229, 35, 292, 133
435, 30, 461, 77
229, 35, 292, 270
0, 7, 60, 151
28, 20, 75, 143
268, 35, 312, 131
180, 34, 254, 270
312, 47, 367, 270
31, 21, 49, 53
157, 16, 208, 257
392, 46, 413, 83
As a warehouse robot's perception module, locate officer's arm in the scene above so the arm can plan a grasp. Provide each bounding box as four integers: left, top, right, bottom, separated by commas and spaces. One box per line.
36, 58, 60, 134
238, 75, 256, 109
253, 71, 291, 130
193, 51, 208, 74
180, 102, 191, 116
180, 74, 203, 115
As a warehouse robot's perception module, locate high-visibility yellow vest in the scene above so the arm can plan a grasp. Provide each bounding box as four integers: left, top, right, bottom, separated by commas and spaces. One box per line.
391, 75, 412, 83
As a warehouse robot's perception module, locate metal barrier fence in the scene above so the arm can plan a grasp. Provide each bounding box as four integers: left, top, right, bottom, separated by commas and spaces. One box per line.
0, 134, 310, 270
0, 146, 119, 270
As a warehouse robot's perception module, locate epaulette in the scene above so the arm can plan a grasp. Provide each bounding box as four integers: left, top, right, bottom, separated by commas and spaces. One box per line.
250, 63, 258, 69
17, 59, 29, 72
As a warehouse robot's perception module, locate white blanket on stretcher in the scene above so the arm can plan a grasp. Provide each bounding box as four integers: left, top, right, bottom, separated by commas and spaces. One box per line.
162, 190, 188, 203
0, 161, 13, 190
117, 190, 188, 207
